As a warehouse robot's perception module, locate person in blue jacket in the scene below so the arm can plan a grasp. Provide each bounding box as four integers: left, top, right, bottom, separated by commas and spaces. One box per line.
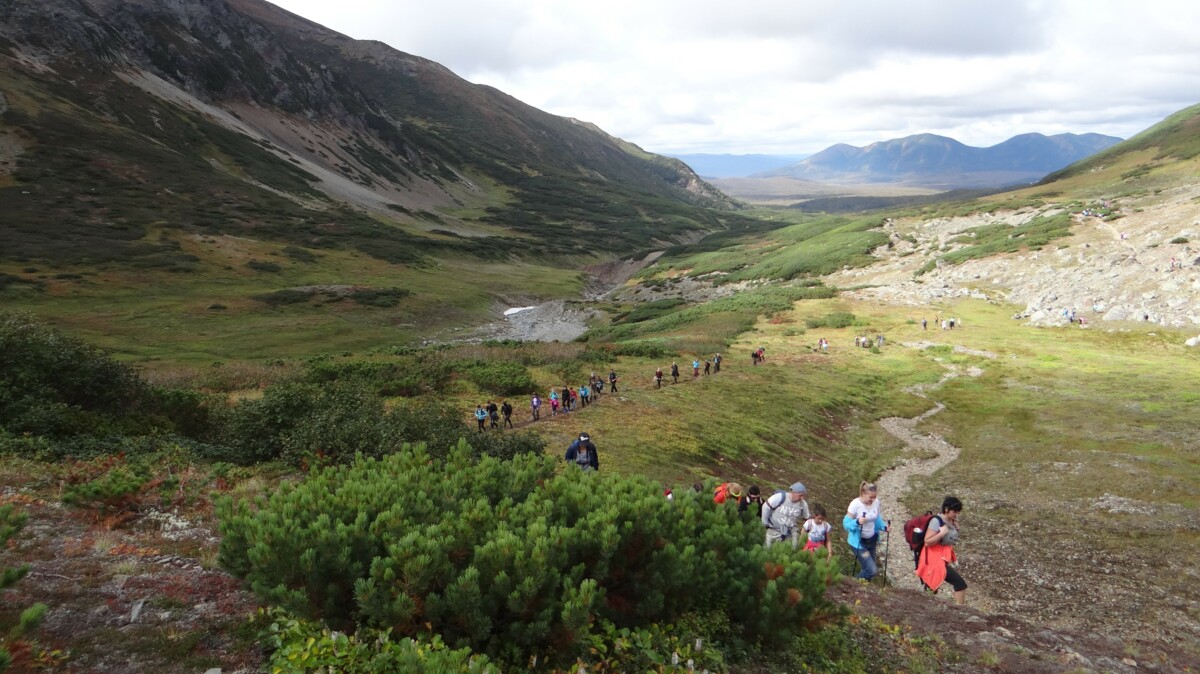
844, 481, 888, 581
564, 432, 599, 471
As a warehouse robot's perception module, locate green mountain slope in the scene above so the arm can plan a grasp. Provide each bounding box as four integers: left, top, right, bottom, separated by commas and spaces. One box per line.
0, 0, 761, 360
0, 0, 739, 270
1041, 102, 1200, 183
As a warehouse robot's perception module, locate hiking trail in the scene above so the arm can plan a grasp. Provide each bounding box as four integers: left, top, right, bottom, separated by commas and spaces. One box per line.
876, 351, 987, 592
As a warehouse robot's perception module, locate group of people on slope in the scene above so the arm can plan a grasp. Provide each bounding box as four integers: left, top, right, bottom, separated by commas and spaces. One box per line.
560, 437, 967, 603
718, 480, 969, 604
523, 371, 621, 423
473, 400, 513, 432
655, 354, 720, 387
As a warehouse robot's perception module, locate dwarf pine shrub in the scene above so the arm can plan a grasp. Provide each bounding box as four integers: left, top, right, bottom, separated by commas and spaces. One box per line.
219, 443, 844, 668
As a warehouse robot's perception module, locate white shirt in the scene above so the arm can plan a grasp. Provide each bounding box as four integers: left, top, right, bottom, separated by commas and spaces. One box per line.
848, 497, 881, 539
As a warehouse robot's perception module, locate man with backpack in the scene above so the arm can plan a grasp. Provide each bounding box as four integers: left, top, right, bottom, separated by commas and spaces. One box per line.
670, 362, 679, 384
500, 400, 513, 428
486, 400, 499, 429
762, 482, 811, 548
609, 369, 618, 393
564, 432, 599, 471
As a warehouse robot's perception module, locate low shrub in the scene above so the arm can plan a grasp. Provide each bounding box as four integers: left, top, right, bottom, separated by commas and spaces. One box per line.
805, 312, 857, 330
348, 287, 410, 308
458, 360, 537, 396
218, 446, 845, 669
246, 259, 282, 273
1170, 236, 1189, 244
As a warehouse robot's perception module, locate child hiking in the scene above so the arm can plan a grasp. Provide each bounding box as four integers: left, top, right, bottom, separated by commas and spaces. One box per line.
802, 504, 833, 560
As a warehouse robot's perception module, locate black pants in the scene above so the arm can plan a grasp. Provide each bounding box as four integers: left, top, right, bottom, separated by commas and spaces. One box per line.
503, 415, 513, 428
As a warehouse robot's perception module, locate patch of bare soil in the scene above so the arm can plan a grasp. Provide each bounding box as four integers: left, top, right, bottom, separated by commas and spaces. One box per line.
836, 579, 1199, 673
0, 491, 262, 673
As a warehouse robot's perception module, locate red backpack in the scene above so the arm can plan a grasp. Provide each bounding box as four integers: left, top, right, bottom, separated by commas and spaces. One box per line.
903, 511, 937, 551
713, 483, 732, 504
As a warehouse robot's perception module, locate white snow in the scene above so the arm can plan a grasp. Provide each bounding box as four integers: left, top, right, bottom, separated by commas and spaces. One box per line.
504, 306, 536, 316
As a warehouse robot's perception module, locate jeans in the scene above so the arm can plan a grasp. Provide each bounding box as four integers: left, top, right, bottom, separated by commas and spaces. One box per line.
854, 534, 879, 580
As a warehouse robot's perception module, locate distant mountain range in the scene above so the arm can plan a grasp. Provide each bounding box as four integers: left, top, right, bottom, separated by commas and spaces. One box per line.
667, 154, 808, 178
757, 133, 1123, 189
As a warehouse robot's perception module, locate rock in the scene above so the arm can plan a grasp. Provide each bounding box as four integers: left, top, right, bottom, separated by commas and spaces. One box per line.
1185, 336, 1200, 347
204, 669, 222, 674
994, 626, 1015, 639
129, 598, 145, 624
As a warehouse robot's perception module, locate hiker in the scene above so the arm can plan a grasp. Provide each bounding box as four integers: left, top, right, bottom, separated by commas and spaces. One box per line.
917, 496, 968, 605
757, 347, 766, 363
692, 358, 700, 378
844, 481, 888, 581
486, 401, 499, 429
549, 390, 560, 416
738, 485, 763, 519
670, 362, 680, 384
855, 336, 861, 348
713, 482, 742, 505
762, 482, 811, 548
609, 369, 619, 392
948, 318, 956, 330
500, 400, 513, 429
531, 393, 541, 421
922, 318, 927, 330
802, 504, 833, 560
561, 386, 572, 412
713, 353, 722, 373
474, 405, 487, 433
579, 383, 590, 407
692, 482, 704, 493
655, 367, 664, 388
564, 432, 599, 471
704, 359, 711, 375
569, 387, 578, 410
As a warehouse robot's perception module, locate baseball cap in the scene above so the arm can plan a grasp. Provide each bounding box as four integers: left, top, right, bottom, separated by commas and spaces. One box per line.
789, 482, 807, 494
579, 432, 590, 441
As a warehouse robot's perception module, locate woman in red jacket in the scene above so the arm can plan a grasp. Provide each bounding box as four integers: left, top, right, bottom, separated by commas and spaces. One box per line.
917, 496, 967, 605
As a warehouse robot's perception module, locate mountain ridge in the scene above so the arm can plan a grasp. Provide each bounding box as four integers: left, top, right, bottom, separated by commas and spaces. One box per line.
759, 131, 1122, 188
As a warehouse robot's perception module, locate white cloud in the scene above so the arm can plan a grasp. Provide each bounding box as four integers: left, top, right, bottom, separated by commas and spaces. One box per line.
268, 0, 1200, 154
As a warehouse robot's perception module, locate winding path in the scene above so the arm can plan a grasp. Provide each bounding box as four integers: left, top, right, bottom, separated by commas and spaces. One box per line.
876, 363, 978, 590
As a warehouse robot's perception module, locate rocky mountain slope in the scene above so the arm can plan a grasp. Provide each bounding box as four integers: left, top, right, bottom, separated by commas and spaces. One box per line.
0, 0, 738, 271
819, 104, 1200, 341
759, 132, 1122, 189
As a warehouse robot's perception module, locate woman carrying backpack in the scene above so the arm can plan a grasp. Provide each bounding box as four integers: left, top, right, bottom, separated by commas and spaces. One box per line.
843, 481, 888, 581
917, 496, 968, 605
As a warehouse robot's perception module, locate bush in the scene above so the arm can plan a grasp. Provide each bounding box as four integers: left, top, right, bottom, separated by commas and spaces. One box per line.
218, 446, 845, 668
458, 361, 537, 396
1170, 236, 1189, 244
805, 312, 857, 330
0, 312, 147, 438
348, 287, 410, 308
0, 505, 48, 671
246, 259, 282, 273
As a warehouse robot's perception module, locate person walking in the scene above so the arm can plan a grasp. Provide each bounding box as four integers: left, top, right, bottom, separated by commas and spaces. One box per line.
738, 485, 763, 519
922, 318, 927, 330
670, 362, 680, 384
609, 369, 619, 393
802, 505, 834, 560
762, 482, 811, 548
844, 481, 888, 582
500, 400, 513, 429
704, 359, 711, 375
917, 496, 968, 605
530, 393, 541, 421
713, 353, 722, 373
474, 405, 487, 433
564, 432, 599, 471
579, 383, 590, 407
486, 400, 499, 429
655, 367, 664, 388
692, 358, 701, 378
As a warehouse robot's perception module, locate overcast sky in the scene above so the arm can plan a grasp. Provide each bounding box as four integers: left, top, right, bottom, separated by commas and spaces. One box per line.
270, 0, 1200, 155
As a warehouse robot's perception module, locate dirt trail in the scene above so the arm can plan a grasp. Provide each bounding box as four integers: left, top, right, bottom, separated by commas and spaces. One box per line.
876, 361, 979, 592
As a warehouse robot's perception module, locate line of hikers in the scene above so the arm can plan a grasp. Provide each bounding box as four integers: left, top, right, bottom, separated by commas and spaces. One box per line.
654, 354, 721, 387
658, 479, 968, 604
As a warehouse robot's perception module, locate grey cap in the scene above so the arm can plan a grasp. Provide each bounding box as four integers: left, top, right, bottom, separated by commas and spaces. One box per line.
789, 482, 807, 494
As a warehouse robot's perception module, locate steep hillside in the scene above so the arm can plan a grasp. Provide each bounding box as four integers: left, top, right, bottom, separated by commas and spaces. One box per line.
759, 132, 1121, 189
0, 0, 764, 360
0, 0, 738, 272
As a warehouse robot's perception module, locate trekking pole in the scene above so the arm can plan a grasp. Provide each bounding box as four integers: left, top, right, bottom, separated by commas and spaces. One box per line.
882, 519, 891, 584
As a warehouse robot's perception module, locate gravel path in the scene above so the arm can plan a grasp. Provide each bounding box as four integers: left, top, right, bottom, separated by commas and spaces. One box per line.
877, 365, 977, 591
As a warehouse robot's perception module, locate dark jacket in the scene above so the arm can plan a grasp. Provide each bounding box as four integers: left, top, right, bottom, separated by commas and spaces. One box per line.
564, 439, 599, 470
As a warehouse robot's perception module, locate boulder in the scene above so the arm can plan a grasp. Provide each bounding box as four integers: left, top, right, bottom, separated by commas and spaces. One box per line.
1186, 336, 1200, 348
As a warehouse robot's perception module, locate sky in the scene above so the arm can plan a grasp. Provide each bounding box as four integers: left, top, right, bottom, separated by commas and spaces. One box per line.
269, 0, 1200, 155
